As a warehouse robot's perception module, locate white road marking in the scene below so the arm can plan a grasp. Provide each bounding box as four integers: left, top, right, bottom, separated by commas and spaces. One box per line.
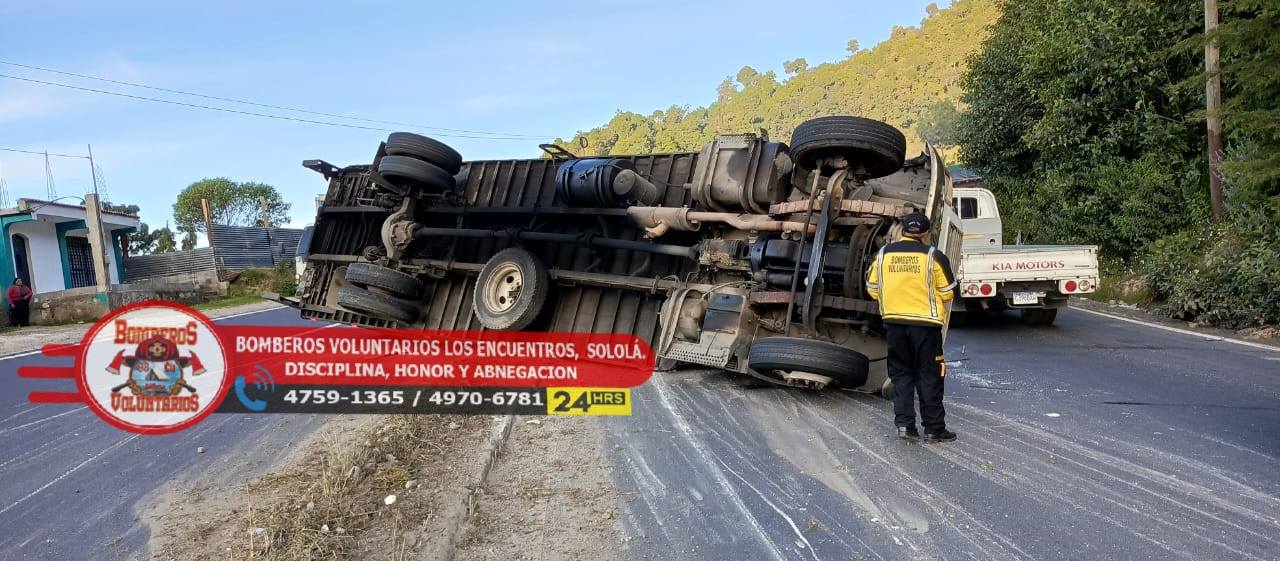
207, 304, 284, 321
0, 407, 86, 435
0, 305, 285, 363
0, 433, 140, 516
0, 348, 47, 361
1070, 306, 1280, 352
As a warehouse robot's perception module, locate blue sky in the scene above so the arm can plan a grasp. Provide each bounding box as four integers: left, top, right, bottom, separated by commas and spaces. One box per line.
0, 0, 950, 230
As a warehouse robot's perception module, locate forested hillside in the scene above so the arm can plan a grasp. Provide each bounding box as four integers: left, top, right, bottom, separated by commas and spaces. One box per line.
556, 0, 998, 157
956, 0, 1279, 328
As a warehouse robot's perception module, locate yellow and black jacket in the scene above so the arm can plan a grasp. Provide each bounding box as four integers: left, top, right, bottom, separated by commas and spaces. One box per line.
865, 238, 958, 327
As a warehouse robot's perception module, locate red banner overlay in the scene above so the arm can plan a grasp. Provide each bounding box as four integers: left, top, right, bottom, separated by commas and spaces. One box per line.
223, 326, 653, 388
18, 301, 654, 434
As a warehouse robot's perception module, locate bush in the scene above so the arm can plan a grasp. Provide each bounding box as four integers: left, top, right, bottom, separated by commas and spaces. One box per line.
1141, 203, 1280, 328
272, 261, 298, 297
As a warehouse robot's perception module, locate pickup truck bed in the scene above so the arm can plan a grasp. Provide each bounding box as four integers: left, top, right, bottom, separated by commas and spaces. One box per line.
959, 245, 1098, 282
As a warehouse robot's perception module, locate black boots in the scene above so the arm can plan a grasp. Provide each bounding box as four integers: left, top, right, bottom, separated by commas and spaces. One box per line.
897, 426, 920, 440
923, 429, 957, 443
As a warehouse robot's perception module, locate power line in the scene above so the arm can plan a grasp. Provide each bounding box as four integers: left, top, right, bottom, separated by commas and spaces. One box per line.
0, 147, 87, 159
0, 73, 546, 141
0, 61, 553, 139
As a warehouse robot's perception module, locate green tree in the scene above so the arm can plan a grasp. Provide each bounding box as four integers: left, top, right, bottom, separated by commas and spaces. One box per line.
955, 0, 1207, 261
782, 58, 808, 75
154, 226, 177, 253
172, 178, 291, 234
180, 229, 197, 251
127, 223, 156, 255
1213, 0, 1280, 205
916, 101, 961, 150
846, 39, 861, 54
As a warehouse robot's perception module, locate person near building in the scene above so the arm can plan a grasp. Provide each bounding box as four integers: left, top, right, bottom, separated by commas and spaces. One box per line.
865, 212, 958, 442
7, 278, 32, 327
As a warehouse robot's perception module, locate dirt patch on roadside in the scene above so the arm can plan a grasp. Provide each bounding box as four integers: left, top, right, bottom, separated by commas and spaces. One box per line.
455, 416, 624, 561
145, 413, 496, 561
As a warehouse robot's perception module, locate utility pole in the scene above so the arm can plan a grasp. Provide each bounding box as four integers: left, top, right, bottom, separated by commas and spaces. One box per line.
84, 193, 111, 292
44, 151, 56, 199
259, 196, 271, 228
1205, 0, 1225, 222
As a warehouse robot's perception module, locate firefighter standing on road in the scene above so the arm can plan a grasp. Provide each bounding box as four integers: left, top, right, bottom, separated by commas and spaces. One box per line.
865, 212, 958, 443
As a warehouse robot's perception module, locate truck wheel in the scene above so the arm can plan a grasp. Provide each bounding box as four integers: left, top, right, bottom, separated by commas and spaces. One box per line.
747, 337, 869, 389
377, 155, 454, 193
384, 132, 464, 175
337, 286, 419, 323
1020, 308, 1058, 326
473, 248, 549, 331
345, 263, 423, 299
790, 116, 906, 178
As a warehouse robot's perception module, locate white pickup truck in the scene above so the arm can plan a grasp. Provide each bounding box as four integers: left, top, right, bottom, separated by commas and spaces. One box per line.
951, 187, 1099, 325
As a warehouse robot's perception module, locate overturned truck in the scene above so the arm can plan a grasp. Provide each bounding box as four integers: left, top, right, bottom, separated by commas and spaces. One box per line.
278, 116, 962, 394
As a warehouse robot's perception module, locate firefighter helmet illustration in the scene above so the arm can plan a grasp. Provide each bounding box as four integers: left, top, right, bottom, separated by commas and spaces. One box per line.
105, 335, 207, 396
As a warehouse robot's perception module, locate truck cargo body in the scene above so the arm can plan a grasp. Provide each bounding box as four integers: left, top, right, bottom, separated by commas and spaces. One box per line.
284, 119, 961, 392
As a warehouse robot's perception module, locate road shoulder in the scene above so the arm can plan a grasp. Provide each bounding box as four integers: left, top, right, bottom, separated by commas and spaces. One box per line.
1071, 298, 1279, 351
0, 300, 281, 356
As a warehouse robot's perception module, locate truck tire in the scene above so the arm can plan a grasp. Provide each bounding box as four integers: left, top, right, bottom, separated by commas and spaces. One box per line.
345, 263, 423, 298
747, 337, 869, 388
1020, 308, 1058, 326
337, 286, 419, 323
473, 248, 549, 331
384, 132, 463, 175
377, 155, 454, 193
790, 116, 906, 178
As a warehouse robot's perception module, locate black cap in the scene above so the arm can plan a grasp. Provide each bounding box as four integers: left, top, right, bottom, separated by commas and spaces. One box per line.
902, 212, 930, 235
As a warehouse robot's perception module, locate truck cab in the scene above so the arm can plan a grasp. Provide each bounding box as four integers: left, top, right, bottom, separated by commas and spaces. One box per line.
951, 187, 1099, 325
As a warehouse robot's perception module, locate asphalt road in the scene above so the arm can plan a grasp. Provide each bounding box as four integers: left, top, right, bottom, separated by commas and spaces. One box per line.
610, 307, 1280, 561
0, 306, 330, 561
3, 304, 1278, 561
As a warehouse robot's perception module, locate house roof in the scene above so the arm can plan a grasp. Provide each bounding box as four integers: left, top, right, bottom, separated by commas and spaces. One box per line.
947, 165, 984, 185
0, 198, 140, 228
14, 198, 140, 218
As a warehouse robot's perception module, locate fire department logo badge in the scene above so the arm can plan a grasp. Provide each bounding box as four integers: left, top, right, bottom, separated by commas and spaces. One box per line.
79, 301, 229, 434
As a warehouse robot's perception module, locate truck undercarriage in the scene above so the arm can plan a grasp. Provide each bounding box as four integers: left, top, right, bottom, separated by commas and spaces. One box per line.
281, 117, 961, 394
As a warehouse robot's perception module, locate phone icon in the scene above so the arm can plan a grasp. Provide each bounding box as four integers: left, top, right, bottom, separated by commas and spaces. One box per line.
233, 366, 274, 412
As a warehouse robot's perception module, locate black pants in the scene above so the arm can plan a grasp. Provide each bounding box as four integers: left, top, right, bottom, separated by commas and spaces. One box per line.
9, 300, 28, 327
885, 323, 946, 432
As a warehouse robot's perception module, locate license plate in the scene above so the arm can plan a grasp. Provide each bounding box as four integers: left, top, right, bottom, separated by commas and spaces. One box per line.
1012, 292, 1043, 305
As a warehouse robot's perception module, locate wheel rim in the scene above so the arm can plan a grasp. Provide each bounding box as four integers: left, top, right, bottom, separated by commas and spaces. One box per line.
482, 263, 523, 313
778, 370, 833, 389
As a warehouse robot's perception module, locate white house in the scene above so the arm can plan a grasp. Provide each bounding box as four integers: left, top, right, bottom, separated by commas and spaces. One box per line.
0, 197, 140, 297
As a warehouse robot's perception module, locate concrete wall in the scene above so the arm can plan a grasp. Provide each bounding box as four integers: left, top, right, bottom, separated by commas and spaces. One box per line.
8, 219, 64, 293
25, 272, 228, 326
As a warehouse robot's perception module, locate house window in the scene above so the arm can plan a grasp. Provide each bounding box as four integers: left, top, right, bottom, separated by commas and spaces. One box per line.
66, 236, 97, 288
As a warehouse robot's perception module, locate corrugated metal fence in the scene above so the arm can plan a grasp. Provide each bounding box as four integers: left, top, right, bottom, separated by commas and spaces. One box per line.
124, 225, 305, 281
124, 247, 217, 282
207, 224, 304, 271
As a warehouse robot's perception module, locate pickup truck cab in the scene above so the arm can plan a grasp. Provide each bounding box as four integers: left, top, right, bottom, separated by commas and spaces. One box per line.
951, 186, 1098, 325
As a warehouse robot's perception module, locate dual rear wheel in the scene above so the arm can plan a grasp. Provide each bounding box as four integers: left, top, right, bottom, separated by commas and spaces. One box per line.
376, 132, 463, 193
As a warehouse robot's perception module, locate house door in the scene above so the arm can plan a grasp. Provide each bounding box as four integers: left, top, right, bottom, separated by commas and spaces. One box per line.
66, 236, 97, 288
11, 234, 32, 287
